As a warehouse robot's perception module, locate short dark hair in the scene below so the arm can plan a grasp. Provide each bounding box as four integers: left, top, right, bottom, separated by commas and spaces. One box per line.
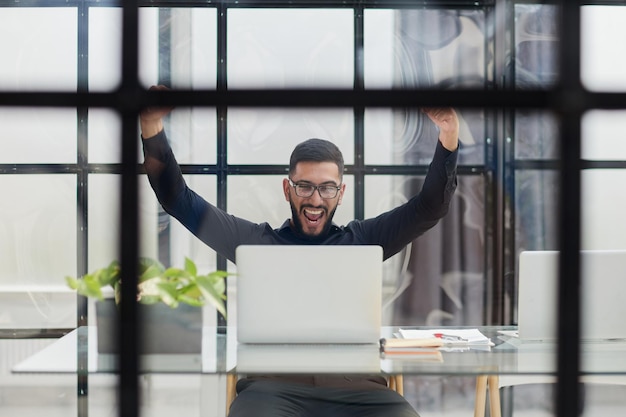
289, 138, 344, 179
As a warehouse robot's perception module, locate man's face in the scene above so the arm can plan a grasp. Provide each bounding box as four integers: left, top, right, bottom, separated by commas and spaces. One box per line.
282, 161, 345, 238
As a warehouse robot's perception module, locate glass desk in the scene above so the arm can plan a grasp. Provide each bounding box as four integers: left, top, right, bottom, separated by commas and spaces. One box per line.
13, 326, 626, 375
12, 326, 626, 417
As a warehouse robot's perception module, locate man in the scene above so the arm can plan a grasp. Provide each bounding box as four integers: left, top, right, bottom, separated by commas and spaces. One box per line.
140, 85, 459, 417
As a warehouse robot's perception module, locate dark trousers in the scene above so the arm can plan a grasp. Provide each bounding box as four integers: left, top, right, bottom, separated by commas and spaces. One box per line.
228, 379, 420, 417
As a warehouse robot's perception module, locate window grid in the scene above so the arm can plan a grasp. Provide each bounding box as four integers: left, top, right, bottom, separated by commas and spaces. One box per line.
2, 2, 625, 417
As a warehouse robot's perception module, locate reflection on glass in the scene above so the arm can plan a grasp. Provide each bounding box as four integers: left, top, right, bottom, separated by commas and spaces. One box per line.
582, 6, 626, 92
514, 110, 559, 160
0, 175, 76, 328
365, 175, 485, 327
514, 4, 559, 88
228, 9, 353, 88
514, 170, 559, 254
0, 8, 77, 91
395, 9, 487, 88
1, 108, 76, 164
364, 9, 487, 165
228, 108, 354, 165
365, 108, 485, 166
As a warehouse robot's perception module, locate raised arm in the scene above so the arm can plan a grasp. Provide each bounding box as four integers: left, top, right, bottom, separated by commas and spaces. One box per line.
139, 86, 270, 262
352, 108, 459, 259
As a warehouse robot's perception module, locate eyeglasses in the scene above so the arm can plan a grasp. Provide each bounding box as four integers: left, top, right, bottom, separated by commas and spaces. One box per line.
289, 179, 341, 199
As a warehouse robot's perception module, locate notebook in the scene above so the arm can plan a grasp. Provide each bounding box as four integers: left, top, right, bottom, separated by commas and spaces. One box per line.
235, 245, 383, 344
517, 250, 626, 341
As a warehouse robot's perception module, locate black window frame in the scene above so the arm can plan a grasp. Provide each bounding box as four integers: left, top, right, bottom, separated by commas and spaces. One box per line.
1, 1, 623, 417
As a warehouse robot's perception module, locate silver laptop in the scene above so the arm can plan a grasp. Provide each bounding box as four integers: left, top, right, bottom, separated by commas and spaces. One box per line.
518, 250, 626, 341
235, 245, 383, 344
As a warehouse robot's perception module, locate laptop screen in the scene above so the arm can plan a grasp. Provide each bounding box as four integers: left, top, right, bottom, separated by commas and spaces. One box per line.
518, 250, 626, 341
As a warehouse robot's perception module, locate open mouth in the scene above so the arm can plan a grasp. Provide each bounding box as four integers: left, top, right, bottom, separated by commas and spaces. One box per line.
303, 208, 324, 223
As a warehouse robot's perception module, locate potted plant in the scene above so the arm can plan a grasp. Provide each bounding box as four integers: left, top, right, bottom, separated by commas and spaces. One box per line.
66, 257, 228, 354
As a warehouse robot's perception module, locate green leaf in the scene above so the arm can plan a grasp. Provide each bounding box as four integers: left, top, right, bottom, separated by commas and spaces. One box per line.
103, 260, 121, 286
65, 276, 80, 290
156, 282, 179, 308
184, 257, 197, 277
80, 275, 104, 300
177, 294, 205, 308
139, 258, 165, 283
195, 275, 227, 318
138, 295, 161, 305
182, 284, 203, 301
163, 267, 187, 279
205, 271, 228, 296
138, 257, 164, 273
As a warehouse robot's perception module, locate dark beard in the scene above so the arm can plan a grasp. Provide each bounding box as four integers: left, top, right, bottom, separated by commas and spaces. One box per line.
289, 201, 337, 240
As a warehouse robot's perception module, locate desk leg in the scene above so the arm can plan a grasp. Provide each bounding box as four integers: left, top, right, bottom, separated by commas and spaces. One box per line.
474, 375, 488, 417
395, 375, 404, 396
226, 374, 238, 416
488, 375, 501, 417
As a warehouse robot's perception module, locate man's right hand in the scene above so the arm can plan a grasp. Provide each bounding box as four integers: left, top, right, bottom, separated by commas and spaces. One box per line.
140, 85, 174, 139
422, 107, 459, 152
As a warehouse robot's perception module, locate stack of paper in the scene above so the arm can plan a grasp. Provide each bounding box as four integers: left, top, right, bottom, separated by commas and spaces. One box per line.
398, 328, 494, 349
379, 337, 444, 361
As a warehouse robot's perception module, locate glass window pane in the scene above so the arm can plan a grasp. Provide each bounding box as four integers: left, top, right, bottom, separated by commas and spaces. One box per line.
582, 6, 626, 92
582, 170, 626, 250
0, 8, 76, 91
173, 8, 218, 89
167, 108, 217, 165
514, 170, 559, 253
365, 9, 488, 89
363, 10, 394, 89
228, 9, 353, 88
582, 110, 626, 161
90, 107, 216, 165
228, 175, 354, 231
88, 109, 124, 164
514, 4, 559, 88
89, 7, 159, 91
514, 110, 559, 160
1, 108, 76, 164
364, 8, 488, 165
228, 108, 354, 165
0, 175, 76, 328
365, 108, 485, 165
88, 175, 159, 270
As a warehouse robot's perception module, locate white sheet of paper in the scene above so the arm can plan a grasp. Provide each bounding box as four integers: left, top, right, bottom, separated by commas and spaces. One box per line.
399, 328, 494, 346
